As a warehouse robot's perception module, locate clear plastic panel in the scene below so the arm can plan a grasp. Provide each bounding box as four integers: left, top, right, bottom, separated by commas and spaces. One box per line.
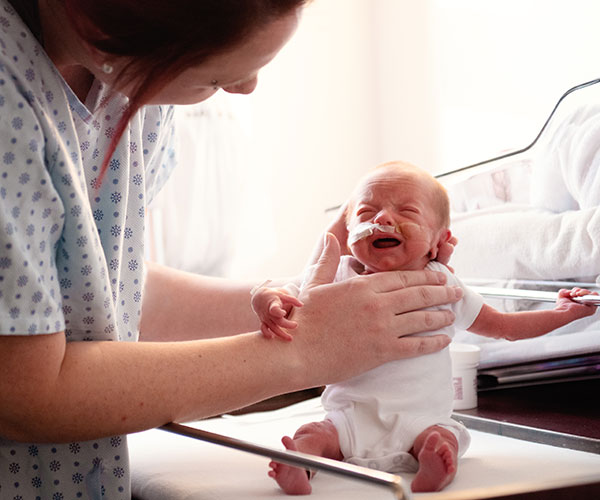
438, 79, 600, 370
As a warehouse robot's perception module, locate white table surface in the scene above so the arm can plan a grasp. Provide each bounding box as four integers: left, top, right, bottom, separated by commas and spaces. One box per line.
129, 398, 600, 500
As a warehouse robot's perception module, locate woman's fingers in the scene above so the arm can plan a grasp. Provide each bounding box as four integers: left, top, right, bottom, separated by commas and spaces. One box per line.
386, 285, 463, 315
366, 269, 447, 293
390, 309, 455, 339
391, 334, 451, 358
356, 270, 462, 313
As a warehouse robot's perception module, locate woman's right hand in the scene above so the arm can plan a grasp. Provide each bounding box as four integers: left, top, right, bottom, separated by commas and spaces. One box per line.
288, 233, 460, 387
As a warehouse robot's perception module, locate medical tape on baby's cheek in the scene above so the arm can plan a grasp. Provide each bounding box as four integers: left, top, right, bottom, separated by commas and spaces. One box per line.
396, 221, 436, 248
347, 222, 397, 245
396, 221, 426, 240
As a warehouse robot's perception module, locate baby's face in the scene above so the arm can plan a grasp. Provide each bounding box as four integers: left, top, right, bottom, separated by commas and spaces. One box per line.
347, 170, 445, 273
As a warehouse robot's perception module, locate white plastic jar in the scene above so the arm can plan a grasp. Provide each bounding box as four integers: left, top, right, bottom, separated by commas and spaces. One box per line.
449, 343, 481, 410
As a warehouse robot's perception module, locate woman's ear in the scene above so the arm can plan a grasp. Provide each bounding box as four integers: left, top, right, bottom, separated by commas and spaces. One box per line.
82, 40, 117, 76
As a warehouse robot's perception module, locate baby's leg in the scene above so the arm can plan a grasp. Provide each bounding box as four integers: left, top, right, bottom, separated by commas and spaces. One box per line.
409, 425, 459, 492
269, 420, 342, 495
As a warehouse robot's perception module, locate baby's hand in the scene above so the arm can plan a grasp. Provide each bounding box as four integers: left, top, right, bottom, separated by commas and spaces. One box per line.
555, 287, 598, 320
251, 287, 304, 341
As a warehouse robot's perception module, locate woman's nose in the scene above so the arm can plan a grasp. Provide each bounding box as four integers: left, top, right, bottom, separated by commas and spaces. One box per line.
373, 210, 394, 226
222, 77, 259, 95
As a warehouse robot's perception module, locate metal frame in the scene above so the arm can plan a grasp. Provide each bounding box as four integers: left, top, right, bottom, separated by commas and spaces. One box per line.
471, 286, 600, 305
435, 78, 600, 179
161, 422, 410, 500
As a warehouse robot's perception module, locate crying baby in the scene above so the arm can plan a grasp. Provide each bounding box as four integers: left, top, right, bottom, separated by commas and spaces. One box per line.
251, 160, 597, 495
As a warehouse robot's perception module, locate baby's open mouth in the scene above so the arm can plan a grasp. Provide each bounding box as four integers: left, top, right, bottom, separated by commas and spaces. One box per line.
372, 237, 401, 249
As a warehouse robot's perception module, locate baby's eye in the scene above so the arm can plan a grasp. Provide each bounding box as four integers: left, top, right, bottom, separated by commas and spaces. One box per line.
400, 207, 420, 215
356, 207, 375, 217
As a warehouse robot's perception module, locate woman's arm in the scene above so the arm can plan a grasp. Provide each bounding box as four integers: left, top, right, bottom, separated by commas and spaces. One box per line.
0, 330, 298, 443
140, 261, 261, 341
0, 234, 459, 444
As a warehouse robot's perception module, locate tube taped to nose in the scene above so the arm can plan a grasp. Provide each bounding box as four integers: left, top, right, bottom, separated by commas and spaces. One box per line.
348, 222, 397, 246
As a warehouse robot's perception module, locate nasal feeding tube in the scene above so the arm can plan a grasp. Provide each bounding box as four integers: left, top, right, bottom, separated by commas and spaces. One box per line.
347, 222, 399, 246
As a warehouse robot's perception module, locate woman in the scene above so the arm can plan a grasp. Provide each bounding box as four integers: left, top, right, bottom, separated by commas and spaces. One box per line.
0, 1, 459, 498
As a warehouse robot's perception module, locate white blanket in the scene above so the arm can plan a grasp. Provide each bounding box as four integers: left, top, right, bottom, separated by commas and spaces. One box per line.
451, 203, 600, 282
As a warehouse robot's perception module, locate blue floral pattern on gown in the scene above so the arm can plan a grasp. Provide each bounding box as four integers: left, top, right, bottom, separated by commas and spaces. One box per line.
0, 1, 176, 498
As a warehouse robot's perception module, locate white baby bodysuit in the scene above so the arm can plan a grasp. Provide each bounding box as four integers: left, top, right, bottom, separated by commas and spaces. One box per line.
321, 258, 483, 473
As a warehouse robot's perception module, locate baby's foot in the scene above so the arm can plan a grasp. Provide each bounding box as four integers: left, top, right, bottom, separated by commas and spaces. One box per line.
411, 431, 457, 492
268, 436, 312, 495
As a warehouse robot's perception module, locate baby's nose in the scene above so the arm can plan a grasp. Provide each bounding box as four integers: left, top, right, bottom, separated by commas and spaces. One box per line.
373, 210, 394, 226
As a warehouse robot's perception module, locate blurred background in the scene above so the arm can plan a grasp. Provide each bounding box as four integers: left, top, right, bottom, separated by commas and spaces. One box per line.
148, 0, 600, 281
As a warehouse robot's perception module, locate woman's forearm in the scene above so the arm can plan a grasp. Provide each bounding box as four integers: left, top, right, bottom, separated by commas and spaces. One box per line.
140, 262, 303, 341
140, 261, 263, 341
0, 331, 306, 443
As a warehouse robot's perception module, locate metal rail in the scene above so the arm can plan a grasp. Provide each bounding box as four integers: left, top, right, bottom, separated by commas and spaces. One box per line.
435, 78, 600, 179
161, 422, 410, 499
472, 286, 600, 305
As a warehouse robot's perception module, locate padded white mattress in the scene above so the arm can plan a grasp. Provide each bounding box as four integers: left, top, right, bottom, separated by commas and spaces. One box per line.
130, 398, 600, 500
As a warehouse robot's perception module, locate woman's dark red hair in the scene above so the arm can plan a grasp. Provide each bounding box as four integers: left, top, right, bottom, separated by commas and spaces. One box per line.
62, 0, 307, 182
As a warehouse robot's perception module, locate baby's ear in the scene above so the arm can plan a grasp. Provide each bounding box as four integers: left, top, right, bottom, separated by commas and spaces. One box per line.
428, 229, 452, 260
440, 229, 452, 243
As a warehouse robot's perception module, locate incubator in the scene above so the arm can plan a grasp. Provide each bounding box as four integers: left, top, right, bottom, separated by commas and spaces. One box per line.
439, 78, 600, 384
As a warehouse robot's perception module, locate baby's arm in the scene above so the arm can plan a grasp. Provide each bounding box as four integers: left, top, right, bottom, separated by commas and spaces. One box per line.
468, 287, 597, 341
251, 286, 304, 341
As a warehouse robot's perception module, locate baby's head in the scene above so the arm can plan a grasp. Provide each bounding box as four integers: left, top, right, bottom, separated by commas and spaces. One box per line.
345, 161, 451, 273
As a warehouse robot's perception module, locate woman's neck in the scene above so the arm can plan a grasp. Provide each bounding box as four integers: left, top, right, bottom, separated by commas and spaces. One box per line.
60, 66, 96, 103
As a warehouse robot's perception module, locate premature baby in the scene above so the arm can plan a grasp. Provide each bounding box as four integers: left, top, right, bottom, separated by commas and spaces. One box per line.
251, 161, 597, 494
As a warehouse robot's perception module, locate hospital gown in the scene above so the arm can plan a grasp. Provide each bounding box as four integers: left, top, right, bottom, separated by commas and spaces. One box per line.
0, 2, 175, 498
